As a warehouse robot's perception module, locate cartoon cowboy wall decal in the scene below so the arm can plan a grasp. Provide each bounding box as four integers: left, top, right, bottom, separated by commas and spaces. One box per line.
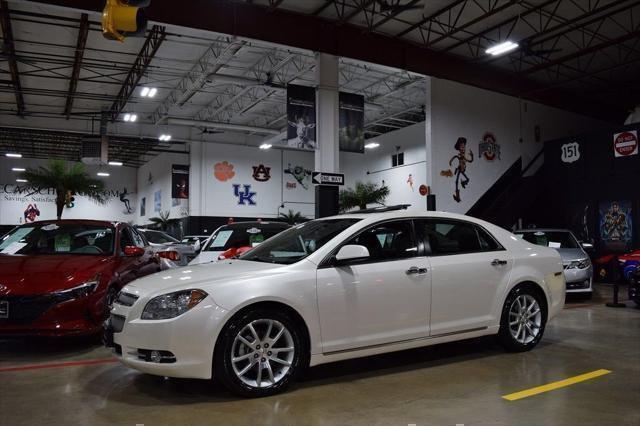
441, 137, 474, 203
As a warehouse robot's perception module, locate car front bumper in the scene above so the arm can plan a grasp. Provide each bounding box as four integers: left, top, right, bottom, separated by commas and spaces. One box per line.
108, 295, 228, 379
564, 266, 593, 293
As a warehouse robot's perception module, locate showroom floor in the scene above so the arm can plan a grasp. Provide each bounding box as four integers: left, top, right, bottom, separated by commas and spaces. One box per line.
1, 286, 639, 426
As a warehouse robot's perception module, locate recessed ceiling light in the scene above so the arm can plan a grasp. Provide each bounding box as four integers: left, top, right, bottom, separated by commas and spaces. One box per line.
5, 153, 22, 158
259, 143, 272, 150
486, 40, 519, 56
123, 113, 137, 122
108, 161, 123, 166
365, 142, 380, 149
97, 172, 110, 177
140, 87, 150, 97
159, 134, 172, 141
16, 178, 28, 183
148, 88, 157, 98
12, 167, 25, 172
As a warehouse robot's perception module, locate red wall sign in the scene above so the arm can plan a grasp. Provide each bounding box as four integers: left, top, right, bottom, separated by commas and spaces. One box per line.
613, 130, 638, 157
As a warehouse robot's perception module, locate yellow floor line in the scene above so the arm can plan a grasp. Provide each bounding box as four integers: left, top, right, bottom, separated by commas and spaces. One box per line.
502, 369, 612, 401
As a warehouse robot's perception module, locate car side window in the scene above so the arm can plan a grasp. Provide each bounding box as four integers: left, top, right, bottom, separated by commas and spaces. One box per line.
130, 228, 146, 248
119, 229, 134, 254
344, 220, 417, 262
476, 226, 502, 251
417, 219, 490, 255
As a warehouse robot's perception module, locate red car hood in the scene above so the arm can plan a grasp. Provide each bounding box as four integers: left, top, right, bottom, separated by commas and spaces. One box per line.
619, 250, 640, 262
0, 255, 113, 296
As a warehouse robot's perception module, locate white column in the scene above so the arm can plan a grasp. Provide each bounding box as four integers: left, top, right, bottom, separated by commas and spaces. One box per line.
315, 53, 339, 173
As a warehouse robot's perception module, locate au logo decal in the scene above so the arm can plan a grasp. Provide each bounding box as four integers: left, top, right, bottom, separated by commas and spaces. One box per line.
252, 164, 271, 182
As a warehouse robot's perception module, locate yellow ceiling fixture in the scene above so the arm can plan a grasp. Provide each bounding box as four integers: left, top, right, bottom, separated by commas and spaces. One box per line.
102, 0, 149, 42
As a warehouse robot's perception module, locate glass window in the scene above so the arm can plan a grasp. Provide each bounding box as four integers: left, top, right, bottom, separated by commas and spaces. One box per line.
203, 224, 290, 252
240, 219, 360, 265
345, 220, 417, 261
130, 228, 146, 248
0, 223, 114, 255
120, 229, 134, 252
516, 231, 578, 249
143, 230, 179, 244
477, 226, 502, 251
417, 219, 485, 255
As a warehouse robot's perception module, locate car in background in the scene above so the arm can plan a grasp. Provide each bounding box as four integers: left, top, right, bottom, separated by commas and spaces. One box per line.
0, 220, 161, 336
515, 228, 593, 297
137, 229, 196, 267
618, 249, 640, 281
107, 210, 565, 397
181, 235, 209, 252
628, 264, 640, 306
189, 221, 290, 265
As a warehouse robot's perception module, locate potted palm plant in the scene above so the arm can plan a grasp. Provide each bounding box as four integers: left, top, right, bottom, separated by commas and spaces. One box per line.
23, 160, 106, 220
279, 209, 304, 225
339, 181, 390, 212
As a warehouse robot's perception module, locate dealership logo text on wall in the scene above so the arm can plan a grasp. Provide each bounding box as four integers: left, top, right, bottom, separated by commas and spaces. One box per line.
252, 164, 271, 182
560, 141, 580, 163
233, 184, 257, 206
479, 131, 501, 161
613, 130, 638, 157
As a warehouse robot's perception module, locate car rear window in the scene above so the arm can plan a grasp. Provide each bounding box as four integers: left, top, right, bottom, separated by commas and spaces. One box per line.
204, 224, 289, 251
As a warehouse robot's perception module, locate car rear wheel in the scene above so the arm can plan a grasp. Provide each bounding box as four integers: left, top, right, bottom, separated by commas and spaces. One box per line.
498, 285, 547, 352
214, 309, 306, 397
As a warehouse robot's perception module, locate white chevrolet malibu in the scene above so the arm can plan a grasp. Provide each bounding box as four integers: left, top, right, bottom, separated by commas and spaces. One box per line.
106, 209, 565, 397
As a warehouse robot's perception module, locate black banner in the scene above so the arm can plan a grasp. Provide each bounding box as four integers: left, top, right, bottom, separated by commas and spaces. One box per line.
286, 84, 316, 150
171, 165, 189, 199
339, 92, 365, 153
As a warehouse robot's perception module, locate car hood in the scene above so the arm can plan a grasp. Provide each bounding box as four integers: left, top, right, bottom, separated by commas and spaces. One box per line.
188, 251, 222, 265
0, 255, 112, 296
556, 248, 588, 262
124, 259, 287, 297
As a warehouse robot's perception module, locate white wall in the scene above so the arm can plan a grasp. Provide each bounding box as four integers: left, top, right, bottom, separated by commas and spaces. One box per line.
0, 158, 137, 225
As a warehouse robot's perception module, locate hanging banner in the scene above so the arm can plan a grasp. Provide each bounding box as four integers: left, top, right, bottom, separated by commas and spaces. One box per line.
339, 92, 365, 153
286, 84, 316, 150
171, 164, 189, 199
599, 200, 633, 252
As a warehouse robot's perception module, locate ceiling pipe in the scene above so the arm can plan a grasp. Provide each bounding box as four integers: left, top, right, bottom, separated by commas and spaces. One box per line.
167, 118, 282, 135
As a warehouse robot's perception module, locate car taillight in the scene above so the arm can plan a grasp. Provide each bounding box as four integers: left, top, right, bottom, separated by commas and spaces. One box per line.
158, 251, 181, 261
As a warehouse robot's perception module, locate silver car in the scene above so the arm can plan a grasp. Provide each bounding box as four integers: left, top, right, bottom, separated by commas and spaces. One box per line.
515, 229, 593, 297
137, 229, 197, 268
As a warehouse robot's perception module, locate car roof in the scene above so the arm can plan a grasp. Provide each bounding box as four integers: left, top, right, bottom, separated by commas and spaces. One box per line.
324, 209, 484, 222
23, 219, 116, 227
515, 228, 572, 233
223, 221, 290, 229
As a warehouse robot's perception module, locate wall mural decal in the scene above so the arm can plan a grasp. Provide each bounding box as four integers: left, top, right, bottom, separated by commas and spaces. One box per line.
284, 163, 312, 190
214, 161, 236, 182
419, 185, 429, 196
479, 131, 500, 161
441, 137, 473, 203
252, 164, 271, 182
23, 203, 40, 222
154, 190, 162, 213
407, 174, 414, 191
560, 141, 581, 163
613, 130, 638, 157
233, 184, 257, 206
119, 187, 134, 214
599, 200, 633, 252
140, 197, 146, 217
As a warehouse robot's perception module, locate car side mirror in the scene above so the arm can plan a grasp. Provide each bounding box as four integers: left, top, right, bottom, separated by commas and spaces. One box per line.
124, 246, 144, 257
335, 245, 370, 263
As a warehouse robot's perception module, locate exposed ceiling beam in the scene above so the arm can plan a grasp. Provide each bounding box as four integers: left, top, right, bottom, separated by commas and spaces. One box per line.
109, 24, 166, 121
312, 0, 333, 15
395, 0, 467, 38
0, 0, 25, 116
369, 0, 421, 31
64, 13, 88, 119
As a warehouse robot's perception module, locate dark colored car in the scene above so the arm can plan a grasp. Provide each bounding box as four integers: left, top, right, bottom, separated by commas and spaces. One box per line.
628, 265, 640, 307
0, 220, 161, 336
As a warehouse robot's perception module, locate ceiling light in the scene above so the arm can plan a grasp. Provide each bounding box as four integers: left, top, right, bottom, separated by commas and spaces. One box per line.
148, 88, 157, 98
12, 167, 25, 172
97, 172, 110, 177
365, 142, 380, 149
123, 113, 137, 122
108, 161, 123, 166
16, 178, 28, 183
140, 87, 150, 97
159, 134, 172, 141
486, 40, 519, 56
259, 143, 272, 150
5, 153, 22, 158
129, 114, 137, 122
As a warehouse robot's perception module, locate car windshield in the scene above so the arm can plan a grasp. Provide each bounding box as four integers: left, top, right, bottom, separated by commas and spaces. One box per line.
203, 224, 290, 252
240, 218, 361, 265
0, 223, 115, 255
144, 231, 179, 244
516, 231, 579, 249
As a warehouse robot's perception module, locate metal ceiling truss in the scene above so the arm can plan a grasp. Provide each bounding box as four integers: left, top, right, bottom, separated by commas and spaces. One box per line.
63, 12, 88, 119
0, 0, 25, 115
109, 24, 166, 121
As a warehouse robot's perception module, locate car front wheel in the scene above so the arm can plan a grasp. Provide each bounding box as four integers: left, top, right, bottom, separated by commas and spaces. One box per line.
214, 309, 306, 397
498, 286, 547, 352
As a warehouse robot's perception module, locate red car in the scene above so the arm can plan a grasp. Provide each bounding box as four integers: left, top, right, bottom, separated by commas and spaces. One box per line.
0, 220, 161, 337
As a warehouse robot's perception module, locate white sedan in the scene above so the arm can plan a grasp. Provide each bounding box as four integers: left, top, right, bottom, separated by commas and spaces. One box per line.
107, 210, 565, 397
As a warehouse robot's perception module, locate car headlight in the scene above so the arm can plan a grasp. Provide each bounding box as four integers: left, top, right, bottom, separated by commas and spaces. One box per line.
141, 289, 207, 320
54, 274, 101, 302
577, 258, 591, 269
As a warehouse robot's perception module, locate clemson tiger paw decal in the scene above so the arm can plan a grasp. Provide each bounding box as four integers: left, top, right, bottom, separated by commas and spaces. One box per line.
214, 161, 236, 182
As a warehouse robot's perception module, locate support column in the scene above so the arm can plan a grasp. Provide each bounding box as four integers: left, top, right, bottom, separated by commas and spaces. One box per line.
424, 77, 435, 211
314, 53, 340, 218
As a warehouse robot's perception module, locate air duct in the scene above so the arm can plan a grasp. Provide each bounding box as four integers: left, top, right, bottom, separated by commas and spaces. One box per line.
167, 118, 282, 135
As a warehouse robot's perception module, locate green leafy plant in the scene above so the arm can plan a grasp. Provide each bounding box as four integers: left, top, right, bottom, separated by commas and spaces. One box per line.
23, 160, 106, 220
339, 181, 390, 212
279, 209, 304, 225
149, 210, 171, 231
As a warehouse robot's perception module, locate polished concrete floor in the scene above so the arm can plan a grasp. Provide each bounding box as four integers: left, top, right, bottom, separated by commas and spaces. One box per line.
1, 286, 639, 426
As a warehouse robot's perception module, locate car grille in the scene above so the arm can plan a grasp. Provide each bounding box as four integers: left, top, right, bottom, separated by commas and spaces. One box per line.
110, 314, 126, 333
0, 295, 59, 325
567, 280, 590, 290
114, 292, 139, 307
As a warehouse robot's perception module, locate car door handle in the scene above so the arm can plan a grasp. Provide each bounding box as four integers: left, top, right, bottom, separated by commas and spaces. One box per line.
406, 266, 428, 275
491, 259, 508, 266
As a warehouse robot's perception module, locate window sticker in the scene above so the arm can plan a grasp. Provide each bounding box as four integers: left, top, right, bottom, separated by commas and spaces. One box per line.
1, 242, 27, 254
211, 230, 233, 247
246, 227, 262, 234
548, 241, 561, 248
55, 234, 71, 252
42, 224, 59, 231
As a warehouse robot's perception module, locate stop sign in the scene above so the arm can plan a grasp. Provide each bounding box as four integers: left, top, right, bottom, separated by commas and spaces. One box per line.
613, 130, 638, 157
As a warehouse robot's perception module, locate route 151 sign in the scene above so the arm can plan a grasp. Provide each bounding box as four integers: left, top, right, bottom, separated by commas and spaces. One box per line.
560, 141, 580, 164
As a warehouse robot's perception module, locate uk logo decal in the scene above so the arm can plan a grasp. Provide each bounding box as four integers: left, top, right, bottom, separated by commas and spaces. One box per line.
252, 164, 271, 182
233, 184, 257, 206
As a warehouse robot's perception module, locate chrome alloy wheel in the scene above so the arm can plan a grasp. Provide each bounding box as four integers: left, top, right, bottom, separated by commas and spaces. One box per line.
231, 319, 295, 389
508, 294, 542, 344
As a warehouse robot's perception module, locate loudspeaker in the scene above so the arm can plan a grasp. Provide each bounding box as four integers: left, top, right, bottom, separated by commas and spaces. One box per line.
427, 194, 436, 211
315, 185, 339, 218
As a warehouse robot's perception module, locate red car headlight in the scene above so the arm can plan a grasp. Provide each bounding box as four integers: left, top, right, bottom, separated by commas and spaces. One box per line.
54, 274, 101, 302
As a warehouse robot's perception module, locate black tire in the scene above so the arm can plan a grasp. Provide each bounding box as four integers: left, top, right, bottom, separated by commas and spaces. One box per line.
213, 309, 307, 397
498, 285, 547, 352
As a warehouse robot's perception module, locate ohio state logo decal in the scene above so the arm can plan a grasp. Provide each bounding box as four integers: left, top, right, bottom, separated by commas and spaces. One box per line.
252, 164, 271, 182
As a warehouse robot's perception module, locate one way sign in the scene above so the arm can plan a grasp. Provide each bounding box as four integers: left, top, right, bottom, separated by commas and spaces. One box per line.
312, 171, 345, 186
